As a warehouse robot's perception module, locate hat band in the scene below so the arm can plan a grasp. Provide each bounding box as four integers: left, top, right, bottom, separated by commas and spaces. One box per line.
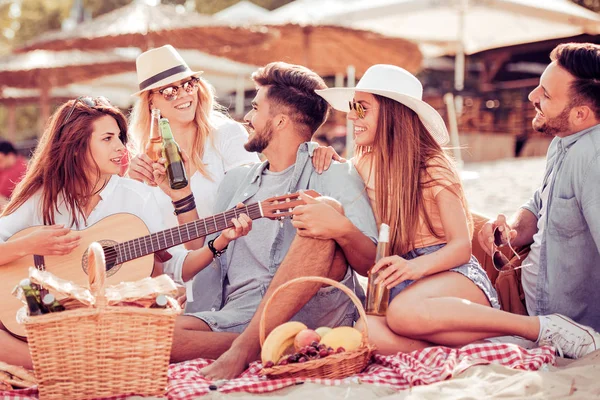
138, 64, 189, 91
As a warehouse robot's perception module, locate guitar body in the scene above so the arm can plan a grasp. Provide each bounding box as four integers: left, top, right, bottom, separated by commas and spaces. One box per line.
1, 213, 154, 339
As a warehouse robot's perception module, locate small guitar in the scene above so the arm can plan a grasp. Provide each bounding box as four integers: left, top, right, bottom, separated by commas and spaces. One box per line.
1, 190, 318, 338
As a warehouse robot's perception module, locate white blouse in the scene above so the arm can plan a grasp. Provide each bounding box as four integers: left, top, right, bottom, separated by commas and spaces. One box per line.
151, 113, 260, 227
0, 175, 187, 275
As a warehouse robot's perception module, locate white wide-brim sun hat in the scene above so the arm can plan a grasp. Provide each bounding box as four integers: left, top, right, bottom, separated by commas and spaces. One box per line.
315, 64, 449, 145
132, 44, 203, 96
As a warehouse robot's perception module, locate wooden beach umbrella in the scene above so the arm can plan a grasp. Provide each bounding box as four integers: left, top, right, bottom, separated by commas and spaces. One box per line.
14, 1, 269, 54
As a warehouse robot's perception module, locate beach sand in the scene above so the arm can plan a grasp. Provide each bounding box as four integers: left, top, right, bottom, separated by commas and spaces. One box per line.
462, 156, 547, 218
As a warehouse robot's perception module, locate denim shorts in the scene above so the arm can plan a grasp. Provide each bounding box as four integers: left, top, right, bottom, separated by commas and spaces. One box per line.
389, 243, 501, 309
189, 267, 362, 333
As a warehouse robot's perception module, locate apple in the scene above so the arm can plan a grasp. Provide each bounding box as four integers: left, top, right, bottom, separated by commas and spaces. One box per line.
294, 329, 321, 351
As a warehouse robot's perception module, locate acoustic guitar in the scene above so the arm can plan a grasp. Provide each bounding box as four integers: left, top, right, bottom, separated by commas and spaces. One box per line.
1, 190, 317, 338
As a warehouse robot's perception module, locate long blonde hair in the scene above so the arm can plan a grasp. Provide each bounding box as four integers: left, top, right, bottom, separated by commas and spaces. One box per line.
356, 95, 472, 256
128, 77, 222, 180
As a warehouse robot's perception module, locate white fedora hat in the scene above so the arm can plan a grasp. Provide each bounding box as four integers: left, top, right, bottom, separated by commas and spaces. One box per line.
315, 64, 449, 145
132, 45, 203, 96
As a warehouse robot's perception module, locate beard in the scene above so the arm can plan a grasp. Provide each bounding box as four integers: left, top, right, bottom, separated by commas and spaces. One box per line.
244, 119, 274, 153
532, 104, 571, 136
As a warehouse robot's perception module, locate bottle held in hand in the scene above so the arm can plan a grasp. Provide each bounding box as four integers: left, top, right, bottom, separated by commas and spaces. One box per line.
365, 224, 390, 316
145, 108, 163, 162
159, 118, 188, 190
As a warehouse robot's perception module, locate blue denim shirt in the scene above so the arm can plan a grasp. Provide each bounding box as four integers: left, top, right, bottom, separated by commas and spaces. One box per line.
522, 124, 600, 330
183, 142, 378, 314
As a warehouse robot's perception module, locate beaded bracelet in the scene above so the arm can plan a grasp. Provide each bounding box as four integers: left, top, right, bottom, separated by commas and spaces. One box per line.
208, 236, 228, 258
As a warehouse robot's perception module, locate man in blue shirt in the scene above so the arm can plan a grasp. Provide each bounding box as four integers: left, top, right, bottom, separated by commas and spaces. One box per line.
169, 62, 378, 377
478, 43, 600, 357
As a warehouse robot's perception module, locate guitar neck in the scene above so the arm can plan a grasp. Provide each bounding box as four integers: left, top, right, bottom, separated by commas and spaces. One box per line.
115, 203, 263, 263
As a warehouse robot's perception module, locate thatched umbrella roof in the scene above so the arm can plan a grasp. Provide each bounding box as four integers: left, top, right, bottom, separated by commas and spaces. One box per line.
212, 24, 423, 76
0, 49, 137, 88
15, 1, 269, 53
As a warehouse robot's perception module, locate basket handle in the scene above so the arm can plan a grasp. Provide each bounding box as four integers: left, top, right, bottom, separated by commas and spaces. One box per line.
258, 276, 369, 347
87, 242, 107, 309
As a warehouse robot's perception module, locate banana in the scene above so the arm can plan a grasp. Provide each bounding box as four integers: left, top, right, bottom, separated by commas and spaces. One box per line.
261, 321, 307, 364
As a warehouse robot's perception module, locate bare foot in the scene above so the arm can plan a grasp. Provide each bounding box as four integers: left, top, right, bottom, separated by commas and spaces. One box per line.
201, 348, 249, 380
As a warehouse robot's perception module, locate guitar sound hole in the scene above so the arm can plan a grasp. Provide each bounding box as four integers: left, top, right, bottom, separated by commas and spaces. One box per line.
81, 240, 121, 277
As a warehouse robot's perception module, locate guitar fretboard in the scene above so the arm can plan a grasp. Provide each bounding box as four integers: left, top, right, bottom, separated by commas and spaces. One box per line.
107, 203, 262, 264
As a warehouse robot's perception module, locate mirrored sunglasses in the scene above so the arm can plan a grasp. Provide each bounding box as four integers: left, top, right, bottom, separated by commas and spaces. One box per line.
348, 100, 366, 119
153, 77, 200, 102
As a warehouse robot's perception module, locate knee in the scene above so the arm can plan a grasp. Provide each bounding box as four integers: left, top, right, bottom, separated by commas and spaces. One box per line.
385, 297, 429, 337
317, 196, 345, 216
328, 246, 348, 282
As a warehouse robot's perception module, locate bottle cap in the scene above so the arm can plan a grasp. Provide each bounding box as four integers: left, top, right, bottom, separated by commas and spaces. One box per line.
155, 294, 168, 307
151, 108, 161, 117
19, 278, 31, 287
42, 293, 55, 305
378, 223, 390, 243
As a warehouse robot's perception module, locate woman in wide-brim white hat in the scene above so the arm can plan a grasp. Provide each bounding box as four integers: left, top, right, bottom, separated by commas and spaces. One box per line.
128, 45, 259, 249
314, 64, 500, 354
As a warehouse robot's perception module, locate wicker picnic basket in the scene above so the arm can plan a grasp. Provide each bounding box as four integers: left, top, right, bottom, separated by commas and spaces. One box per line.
259, 276, 375, 380
24, 242, 181, 400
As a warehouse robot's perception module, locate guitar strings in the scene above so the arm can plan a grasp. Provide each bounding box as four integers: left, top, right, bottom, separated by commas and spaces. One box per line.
108, 204, 263, 265
105, 197, 300, 266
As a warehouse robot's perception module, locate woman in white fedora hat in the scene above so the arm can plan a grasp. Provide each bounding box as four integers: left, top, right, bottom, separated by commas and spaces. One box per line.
315, 64, 503, 354
128, 45, 259, 251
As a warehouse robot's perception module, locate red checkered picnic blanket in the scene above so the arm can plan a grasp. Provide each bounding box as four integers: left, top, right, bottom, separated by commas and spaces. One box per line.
0, 343, 555, 399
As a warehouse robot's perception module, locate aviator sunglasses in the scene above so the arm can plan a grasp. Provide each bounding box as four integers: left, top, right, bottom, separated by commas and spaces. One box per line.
349, 100, 379, 119
152, 77, 200, 102
63, 96, 112, 125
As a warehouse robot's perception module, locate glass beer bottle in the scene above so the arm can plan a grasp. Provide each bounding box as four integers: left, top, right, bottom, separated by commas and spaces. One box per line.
365, 223, 390, 316
159, 118, 189, 190
20, 279, 43, 316
150, 294, 168, 309
145, 108, 163, 162
42, 293, 65, 313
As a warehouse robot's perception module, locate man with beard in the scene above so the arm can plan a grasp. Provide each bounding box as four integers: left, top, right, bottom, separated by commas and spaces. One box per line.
476, 43, 600, 344
169, 62, 377, 374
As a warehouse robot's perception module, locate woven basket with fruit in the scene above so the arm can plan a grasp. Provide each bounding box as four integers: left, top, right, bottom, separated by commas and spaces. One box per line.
259, 276, 375, 379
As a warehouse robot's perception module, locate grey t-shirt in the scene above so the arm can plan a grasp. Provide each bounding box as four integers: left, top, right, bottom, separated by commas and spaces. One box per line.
224, 165, 295, 301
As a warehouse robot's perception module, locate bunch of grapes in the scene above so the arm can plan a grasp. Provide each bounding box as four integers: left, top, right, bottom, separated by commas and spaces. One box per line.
263, 342, 346, 368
